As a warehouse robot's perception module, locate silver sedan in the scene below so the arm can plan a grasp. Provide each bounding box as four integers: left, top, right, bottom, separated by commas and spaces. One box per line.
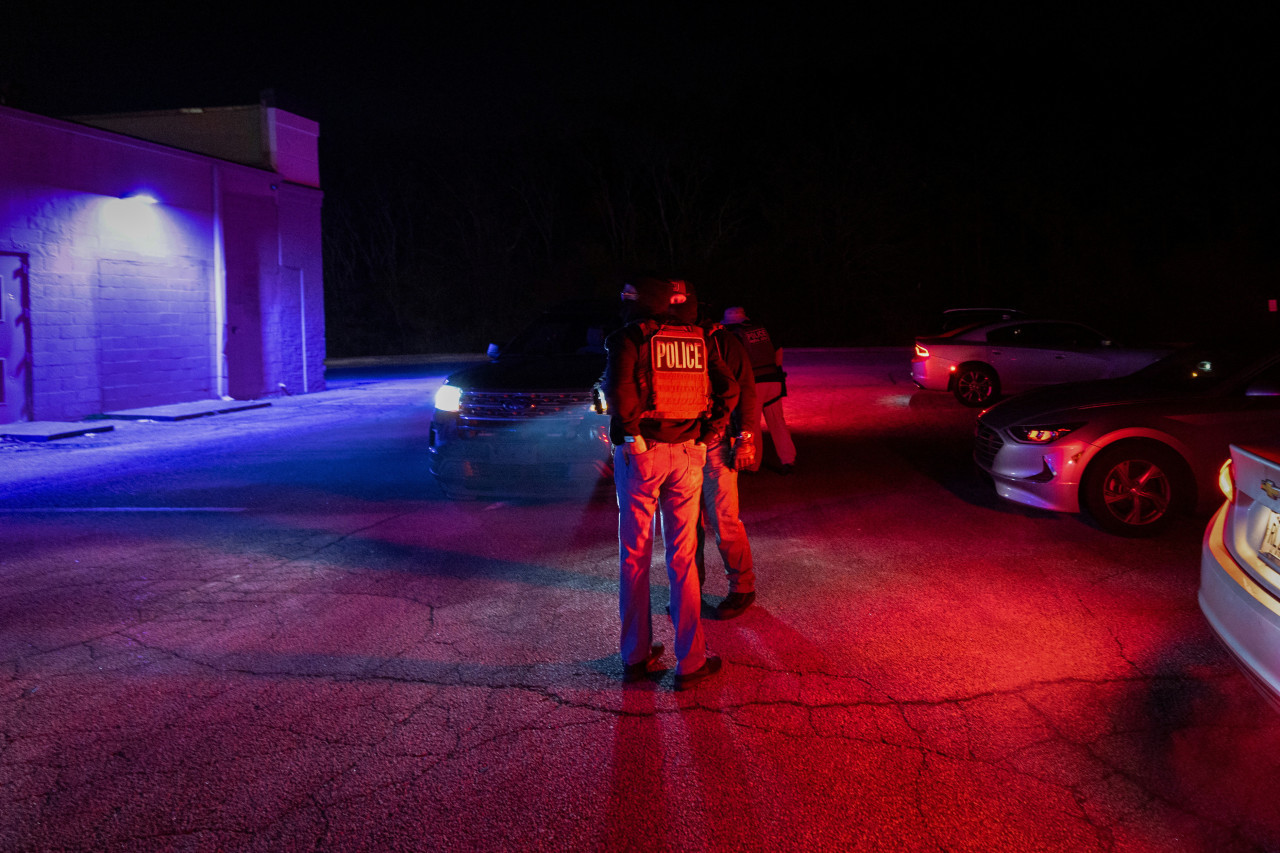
974, 344, 1280, 536
913, 319, 1169, 407
1201, 442, 1280, 711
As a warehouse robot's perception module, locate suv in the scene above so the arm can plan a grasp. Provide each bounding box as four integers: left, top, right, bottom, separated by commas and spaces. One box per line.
428, 301, 619, 499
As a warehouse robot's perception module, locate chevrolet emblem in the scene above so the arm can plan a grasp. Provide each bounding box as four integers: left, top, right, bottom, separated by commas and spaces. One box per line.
1263, 480, 1280, 500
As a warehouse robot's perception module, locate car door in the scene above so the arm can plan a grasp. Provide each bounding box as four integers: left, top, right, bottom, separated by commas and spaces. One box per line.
1039, 322, 1120, 383
985, 322, 1092, 392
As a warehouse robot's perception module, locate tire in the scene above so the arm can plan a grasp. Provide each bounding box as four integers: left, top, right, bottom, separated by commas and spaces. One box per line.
953, 364, 999, 407
1082, 442, 1187, 537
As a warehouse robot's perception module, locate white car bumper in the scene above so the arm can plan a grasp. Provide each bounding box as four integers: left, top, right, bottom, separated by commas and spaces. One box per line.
1199, 503, 1280, 711
977, 432, 1094, 514
911, 356, 956, 390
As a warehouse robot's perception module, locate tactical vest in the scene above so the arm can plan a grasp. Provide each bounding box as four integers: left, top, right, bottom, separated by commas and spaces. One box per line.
730, 323, 782, 383
633, 321, 711, 420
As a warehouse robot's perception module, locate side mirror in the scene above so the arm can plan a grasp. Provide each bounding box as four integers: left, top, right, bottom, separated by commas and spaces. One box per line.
486, 343, 500, 360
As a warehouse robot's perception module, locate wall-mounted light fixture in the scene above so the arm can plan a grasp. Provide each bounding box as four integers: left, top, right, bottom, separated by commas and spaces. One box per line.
100, 191, 164, 248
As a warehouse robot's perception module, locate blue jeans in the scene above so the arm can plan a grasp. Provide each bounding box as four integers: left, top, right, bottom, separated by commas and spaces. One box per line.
697, 439, 755, 594
614, 440, 707, 675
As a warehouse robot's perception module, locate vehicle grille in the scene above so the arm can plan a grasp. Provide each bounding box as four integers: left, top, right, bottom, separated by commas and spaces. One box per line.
459, 390, 595, 425
974, 422, 1004, 469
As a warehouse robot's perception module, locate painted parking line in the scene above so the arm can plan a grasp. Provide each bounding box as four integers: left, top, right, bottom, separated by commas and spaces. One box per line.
0, 507, 247, 512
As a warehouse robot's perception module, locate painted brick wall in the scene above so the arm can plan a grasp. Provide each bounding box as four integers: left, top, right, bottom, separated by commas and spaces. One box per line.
96, 257, 215, 410
279, 184, 325, 393
0, 105, 325, 423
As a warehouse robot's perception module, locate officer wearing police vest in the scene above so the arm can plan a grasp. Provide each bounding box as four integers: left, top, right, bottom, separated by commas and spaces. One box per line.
670, 289, 760, 620
723, 306, 796, 473
601, 276, 739, 689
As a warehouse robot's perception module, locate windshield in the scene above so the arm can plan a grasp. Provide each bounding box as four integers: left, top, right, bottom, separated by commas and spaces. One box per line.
1126, 343, 1272, 392
501, 312, 615, 357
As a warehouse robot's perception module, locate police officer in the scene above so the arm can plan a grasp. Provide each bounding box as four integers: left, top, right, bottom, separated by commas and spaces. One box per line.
723, 306, 795, 473
673, 291, 759, 620
601, 276, 739, 689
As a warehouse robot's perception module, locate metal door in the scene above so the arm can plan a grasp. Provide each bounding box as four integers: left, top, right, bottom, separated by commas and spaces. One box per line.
0, 253, 32, 423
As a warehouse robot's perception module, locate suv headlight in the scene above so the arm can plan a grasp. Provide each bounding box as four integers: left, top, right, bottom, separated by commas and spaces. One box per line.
1010, 422, 1084, 444
434, 384, 462, 413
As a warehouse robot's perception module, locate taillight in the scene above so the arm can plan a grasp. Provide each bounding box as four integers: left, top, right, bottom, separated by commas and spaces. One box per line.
914, 344, 929, 359
1218, 458, 1234, 502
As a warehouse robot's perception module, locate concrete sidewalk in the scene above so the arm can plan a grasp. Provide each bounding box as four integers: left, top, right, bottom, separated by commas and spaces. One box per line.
0, 354, 491, 444
0, 400, 272, 443
0, 363, 462, 493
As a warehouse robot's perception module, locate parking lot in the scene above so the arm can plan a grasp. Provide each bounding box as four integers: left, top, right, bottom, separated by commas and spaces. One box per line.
2, 349, 1278, 851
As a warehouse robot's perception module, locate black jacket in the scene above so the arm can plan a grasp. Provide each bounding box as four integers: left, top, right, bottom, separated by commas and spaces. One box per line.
602, 312, 739, 446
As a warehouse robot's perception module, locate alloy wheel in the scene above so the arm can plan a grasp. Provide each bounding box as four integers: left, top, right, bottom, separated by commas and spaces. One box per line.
955, 367, 996, 406
1100, 458, 1171, 527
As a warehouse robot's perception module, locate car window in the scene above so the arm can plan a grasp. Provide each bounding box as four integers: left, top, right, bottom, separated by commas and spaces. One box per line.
986, 322, 1103, 348
985, 323, 1053, 346
1040, 323, 1104, 347
939, 310, 1024, 333
985, 324, 1031, 345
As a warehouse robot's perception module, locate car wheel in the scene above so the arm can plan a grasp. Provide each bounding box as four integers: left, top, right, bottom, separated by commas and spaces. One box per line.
953, 364, 999, 407
1083, 443, 1186, 537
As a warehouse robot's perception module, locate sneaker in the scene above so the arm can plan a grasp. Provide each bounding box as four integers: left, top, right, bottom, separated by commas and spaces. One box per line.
715, 591, 756, 619
674, 654, 722, 690
622, 643, 664, 682
779, 463, 794, 475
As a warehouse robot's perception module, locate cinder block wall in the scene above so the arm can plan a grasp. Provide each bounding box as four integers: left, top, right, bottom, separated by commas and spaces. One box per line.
0, 105, 325, 423
279, 184, 325, 394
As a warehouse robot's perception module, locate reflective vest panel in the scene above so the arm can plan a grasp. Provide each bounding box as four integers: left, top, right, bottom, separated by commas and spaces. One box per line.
638, 325, 710, 420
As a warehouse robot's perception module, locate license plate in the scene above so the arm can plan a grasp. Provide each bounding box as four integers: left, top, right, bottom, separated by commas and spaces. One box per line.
1261, 510, 1280, 563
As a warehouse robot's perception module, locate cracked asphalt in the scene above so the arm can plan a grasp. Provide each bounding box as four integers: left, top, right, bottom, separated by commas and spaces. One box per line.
2, 350, 1279, 852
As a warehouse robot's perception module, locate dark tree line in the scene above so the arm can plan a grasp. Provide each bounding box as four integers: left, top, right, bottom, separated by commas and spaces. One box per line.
322, 45, 1278, 357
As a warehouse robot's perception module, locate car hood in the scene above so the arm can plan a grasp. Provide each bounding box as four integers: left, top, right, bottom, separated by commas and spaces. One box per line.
443, 354, 606, 392
978, 377, 1203, 427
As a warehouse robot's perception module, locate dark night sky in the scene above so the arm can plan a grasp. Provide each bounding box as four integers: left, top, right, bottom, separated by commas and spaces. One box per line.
10, 7, 1269, 133
6, 5, 1279, 350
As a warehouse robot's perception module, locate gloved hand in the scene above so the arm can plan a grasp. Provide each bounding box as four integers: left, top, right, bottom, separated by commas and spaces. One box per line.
730, 433, 756, 471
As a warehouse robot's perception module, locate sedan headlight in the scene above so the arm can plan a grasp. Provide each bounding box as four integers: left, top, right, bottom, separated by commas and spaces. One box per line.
1009, 422, 1085, 444
434, 384, 462, 413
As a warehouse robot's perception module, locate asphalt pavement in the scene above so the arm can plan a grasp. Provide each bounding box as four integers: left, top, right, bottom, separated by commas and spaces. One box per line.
3, 348, 1279, 852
